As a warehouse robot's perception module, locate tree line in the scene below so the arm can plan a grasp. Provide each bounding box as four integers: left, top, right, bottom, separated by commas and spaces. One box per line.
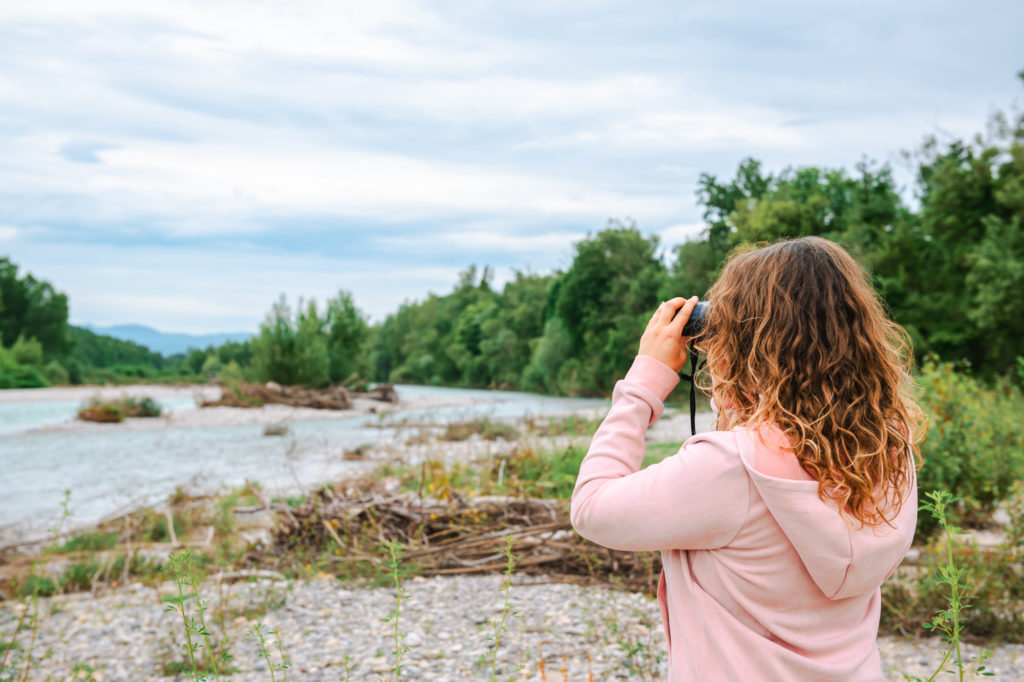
2, 76, 1021, 394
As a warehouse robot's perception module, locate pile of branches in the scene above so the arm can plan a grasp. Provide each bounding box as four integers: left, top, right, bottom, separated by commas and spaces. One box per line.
202, 381, 353, 410
268, 485, 661, 594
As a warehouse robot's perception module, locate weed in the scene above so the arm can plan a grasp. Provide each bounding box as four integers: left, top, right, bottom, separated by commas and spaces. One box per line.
165, 551, 230, 680
442, 419, 520, 442
58, 532, 119, 553
1, 490, 70, 682
251, 623, 289, 682
902, 491, 995, 681
381, 539, 409, 681
77, 396, 162, 423
480, 536, 521, 681
341, 654, 356, 680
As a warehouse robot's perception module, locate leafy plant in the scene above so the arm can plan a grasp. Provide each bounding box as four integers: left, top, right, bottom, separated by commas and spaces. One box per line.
165, 551, 230, 681
251, 623, 289, 682
479, 536, 521, 680
1, 490, 70, 681
381, 540, 409, 682
902, 491, 995, 680
915, 359, 1024, 536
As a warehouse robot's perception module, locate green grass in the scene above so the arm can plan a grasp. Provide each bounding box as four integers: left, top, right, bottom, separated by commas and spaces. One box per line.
642, 441, 683, 468
59, 532, 119, 553
442, 418, 520, 442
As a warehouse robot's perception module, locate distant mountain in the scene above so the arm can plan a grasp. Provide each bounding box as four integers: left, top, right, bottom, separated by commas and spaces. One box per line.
83, 324, 253, 356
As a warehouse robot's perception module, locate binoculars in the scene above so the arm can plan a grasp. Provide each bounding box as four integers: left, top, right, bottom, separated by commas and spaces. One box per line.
681, 301, 709, 338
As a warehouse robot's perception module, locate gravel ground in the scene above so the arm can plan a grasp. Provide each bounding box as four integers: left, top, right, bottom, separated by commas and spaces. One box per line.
3, 575, 1022, 681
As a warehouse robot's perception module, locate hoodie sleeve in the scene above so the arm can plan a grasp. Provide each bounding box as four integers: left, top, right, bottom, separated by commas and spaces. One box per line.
570, 355, 750, 552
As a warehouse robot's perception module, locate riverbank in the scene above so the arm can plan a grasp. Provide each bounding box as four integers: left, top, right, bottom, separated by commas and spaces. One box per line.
3, 408, 1021, 681
0, 384, 612, 539
2, 383, 475, 433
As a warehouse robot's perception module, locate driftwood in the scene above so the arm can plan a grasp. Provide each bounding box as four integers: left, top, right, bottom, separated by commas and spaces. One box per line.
203, 382, 353, 410
358, 383, 399, 403
269, 489, 661, 593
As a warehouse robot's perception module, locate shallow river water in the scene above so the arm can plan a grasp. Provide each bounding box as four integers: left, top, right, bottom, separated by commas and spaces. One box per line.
0, 385, 606, 537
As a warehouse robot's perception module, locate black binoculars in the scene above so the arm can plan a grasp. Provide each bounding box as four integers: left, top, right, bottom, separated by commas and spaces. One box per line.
680, 301, 709, 338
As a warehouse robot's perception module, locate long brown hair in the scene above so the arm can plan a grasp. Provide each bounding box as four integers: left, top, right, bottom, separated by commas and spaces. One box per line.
698, 236, 923, 527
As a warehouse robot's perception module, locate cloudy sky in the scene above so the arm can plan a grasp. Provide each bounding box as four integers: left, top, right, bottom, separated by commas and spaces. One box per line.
1, 1, 1021, 334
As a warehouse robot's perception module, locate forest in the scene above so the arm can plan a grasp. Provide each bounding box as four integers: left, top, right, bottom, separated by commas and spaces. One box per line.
1, 81, 1022, 396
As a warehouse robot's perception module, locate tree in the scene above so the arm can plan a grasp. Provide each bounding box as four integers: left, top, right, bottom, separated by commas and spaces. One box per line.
0, 257, 70, 355
551, 222, 667, 394
324, 290, 370, 384
251, 296, 330, 387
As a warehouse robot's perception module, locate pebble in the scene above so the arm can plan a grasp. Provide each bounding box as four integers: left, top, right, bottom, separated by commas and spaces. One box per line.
3, 574, 1023, 681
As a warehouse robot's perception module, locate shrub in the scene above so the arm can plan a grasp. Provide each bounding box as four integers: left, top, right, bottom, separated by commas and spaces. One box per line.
77, 401, 123, 423
42, 359, 69, 385
77, 396, 162, 422
0, 344, 48, 388
916, 359, 1024, 535
9, 335, 44, 367
442, 419, 520, 442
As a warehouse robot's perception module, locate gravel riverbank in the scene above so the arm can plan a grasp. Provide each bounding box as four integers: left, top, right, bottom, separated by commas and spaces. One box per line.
3, 574, 1020, 681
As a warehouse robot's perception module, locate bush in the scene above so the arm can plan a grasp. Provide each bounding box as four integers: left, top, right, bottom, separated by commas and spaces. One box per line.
10, 335, 44, 366
43, 359, 69, 385
442, 419, 520, 442
0, 343, 49, 388
77, 396, 162, 423
916, 359, 1024, 535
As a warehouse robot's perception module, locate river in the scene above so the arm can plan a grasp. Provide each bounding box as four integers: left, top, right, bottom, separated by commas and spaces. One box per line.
0, 384, 607, 538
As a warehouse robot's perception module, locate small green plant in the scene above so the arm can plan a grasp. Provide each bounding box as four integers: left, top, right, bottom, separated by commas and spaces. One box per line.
58, 531, 119, 553
381, 540, 409, 682
915, 359, 1024, 536
250, 623, 289, 682
76, 396, 163, 423
902, 491, 994, 681
479, 536, 522, 681
340, 654, 356, 681
1, 490, 70, 682
165, 551, 229, 681
442, 418, 520, 442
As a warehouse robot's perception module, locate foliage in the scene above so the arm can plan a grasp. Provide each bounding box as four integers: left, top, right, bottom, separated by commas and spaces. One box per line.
165, 551, 230, 681
59, 532, 119, 553
41, 360, 68, 385
897, 492, 999, 680
251, 291, 369, 388
0, 343, 48, 388
382, 539, 409, 682
250, 623, 289, 682
480, 536, 521, 681
0, 257, 70, 356
77, 396, 162, 423
915, 359, 1024, 536
441, 419, 519, 442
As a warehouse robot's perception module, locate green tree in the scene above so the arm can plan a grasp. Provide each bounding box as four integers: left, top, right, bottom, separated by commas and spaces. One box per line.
550, 222, 667, 394
251, 296, 330, 387
0, 257, 70, 355
324, 290, 370, 385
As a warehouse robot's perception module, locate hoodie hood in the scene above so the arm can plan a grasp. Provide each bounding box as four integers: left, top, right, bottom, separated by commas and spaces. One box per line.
734, 426, 917, 600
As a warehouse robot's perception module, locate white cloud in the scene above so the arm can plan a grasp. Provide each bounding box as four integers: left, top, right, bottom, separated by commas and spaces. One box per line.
2, 0, 1021, 333
658, 223, 707, 247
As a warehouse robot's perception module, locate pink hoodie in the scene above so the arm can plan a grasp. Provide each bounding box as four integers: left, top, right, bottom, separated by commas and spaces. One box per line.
571, 355, 917, 682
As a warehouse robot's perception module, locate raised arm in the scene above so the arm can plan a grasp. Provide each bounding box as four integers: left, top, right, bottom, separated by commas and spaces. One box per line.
570, 355, 749, 551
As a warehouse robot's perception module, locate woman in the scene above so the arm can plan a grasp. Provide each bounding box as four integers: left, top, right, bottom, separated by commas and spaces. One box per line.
571, 236, 922, 681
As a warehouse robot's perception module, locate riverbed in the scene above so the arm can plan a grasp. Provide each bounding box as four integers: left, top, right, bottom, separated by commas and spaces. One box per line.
0, 384, 609, 541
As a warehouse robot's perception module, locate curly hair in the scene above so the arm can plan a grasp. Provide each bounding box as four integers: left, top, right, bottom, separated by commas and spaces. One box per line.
697, 236, 923, 527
